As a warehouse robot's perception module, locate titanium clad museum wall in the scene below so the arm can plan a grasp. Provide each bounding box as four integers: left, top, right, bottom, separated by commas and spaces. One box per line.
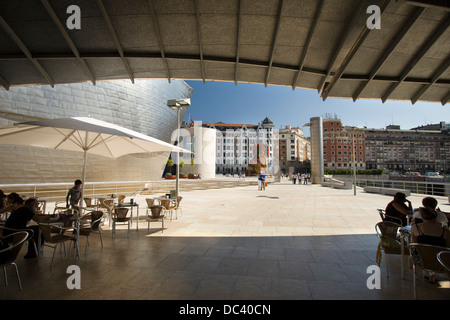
0, 80, 193, 184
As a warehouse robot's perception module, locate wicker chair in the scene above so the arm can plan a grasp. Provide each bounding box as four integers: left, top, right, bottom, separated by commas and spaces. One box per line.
83, 197, 97, 209
408, 243, 450, 299
145, 198, 155, 215
99, 199, 115, 226
53, 200, 68, 214
0, 231, 28, 291
375, 221, 405, 278
39, 223, 79, 269
111, 207, 130, 238
174, 196, 183, 218
147, 205, 164, 234
161, 199, 176, 221
117, 195, 126, 203
377, 208, 403, 225
78, 211, 104, 253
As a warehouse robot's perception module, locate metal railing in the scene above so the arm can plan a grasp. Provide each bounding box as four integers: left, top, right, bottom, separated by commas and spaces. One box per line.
0, 177, 259, 206
354, 178, 450, 196
0, 180, 150, 204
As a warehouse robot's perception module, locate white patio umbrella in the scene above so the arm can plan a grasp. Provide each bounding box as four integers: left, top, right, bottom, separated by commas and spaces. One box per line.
0, 116, 190, 205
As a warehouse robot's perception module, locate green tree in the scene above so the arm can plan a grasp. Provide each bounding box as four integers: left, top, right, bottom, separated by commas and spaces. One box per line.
167, 159, 174, 174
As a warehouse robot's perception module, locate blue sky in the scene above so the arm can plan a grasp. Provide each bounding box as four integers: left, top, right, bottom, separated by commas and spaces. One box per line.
185, 80, 450, 137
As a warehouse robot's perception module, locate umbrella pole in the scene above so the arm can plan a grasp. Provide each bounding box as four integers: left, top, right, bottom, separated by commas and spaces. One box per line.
176, 108, 180, 197
80, 148, 87, 212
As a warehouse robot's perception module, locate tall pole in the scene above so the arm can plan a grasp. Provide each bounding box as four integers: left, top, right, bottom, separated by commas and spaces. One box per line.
81, 148, 87, 209
167, 98, 190, 197
310, 117, 323, 184
80, 132, 89, 211
176, 107, 180, 197
352, 131, 356, 196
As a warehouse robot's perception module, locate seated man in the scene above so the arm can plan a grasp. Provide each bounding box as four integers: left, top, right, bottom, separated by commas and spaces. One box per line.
3, 197, 47, 259
385, 192, 412, 226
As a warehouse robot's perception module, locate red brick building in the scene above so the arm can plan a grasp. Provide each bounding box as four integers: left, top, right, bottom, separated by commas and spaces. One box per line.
322, 118, 366, 170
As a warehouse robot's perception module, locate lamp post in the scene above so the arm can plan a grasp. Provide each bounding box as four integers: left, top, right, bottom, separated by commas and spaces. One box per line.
167, 98, 191, 197
348, 126, 364, 196
352, 131, 357, 196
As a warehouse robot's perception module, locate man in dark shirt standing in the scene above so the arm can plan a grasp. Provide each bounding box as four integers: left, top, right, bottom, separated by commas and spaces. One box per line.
4, 197, 44, 259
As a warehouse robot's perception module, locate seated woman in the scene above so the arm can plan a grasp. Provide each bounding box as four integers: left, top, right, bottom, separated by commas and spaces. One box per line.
385, 192, 412, 226
0, 190, 6, 209
0, 190, 6, 221
411, 207, 450, 248
411, 206, 450, 283
412, 196, 448, 226
0, 192, 24, 216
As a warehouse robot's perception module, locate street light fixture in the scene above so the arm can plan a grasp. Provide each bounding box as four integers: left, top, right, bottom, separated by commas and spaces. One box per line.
167, 98, 191, 197
348, 126, 364, 196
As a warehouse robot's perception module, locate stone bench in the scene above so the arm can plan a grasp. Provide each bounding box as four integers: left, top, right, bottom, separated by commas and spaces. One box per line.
363, 186, 410, 197
321, 181, 353, 190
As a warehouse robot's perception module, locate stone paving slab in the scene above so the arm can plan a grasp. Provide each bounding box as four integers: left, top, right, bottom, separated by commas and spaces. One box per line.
1, 181, 449, 300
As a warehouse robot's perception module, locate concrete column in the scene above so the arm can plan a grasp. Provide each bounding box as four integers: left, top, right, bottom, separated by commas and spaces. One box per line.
310, 117, 324, 184
180, 127, 216, 179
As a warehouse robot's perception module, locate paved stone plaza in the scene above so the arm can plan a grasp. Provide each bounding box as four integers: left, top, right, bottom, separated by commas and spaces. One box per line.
1, 180, 449, 300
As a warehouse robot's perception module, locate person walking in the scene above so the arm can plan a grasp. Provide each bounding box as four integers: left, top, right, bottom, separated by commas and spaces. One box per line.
260, 172, 266, 190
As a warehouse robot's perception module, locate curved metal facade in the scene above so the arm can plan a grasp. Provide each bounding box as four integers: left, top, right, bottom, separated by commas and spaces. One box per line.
0, 79, 193, 183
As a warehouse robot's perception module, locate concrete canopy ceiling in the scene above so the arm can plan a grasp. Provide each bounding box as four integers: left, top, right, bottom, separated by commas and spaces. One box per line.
0, 0, 449, 105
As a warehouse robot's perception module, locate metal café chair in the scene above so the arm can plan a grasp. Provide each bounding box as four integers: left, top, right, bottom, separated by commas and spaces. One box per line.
39, 222, 79, 269
408, 243, 450, 299
111, 207, 130, 238
437, 251, 450, 277
375, 221, 405, 278
147, 205, 164, 234
78, 211, 104, 253
0, 231, 29, 290
377, 208, 403, 225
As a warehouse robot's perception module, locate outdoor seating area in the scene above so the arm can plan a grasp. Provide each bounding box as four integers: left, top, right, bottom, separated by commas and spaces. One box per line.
0, 182, 449, 300
375, 193, 450, 299
0, 0, 449, 307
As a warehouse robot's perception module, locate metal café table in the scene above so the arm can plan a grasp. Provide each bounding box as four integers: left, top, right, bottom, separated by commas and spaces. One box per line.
398, 211, 415, 279
117, 201, 139, 230
399, 225, 411, 279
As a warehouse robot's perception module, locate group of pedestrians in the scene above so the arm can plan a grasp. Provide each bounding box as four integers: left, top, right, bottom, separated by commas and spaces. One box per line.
257, 171, 310, 190
291, 172, 310, 185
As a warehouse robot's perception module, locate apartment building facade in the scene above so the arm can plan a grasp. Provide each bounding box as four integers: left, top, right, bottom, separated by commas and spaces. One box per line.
201, 117, 276, 175
278, 125, 311, 174
364, 125, 450, 173
322, 118, 366, 170
322, 117, 450, 174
